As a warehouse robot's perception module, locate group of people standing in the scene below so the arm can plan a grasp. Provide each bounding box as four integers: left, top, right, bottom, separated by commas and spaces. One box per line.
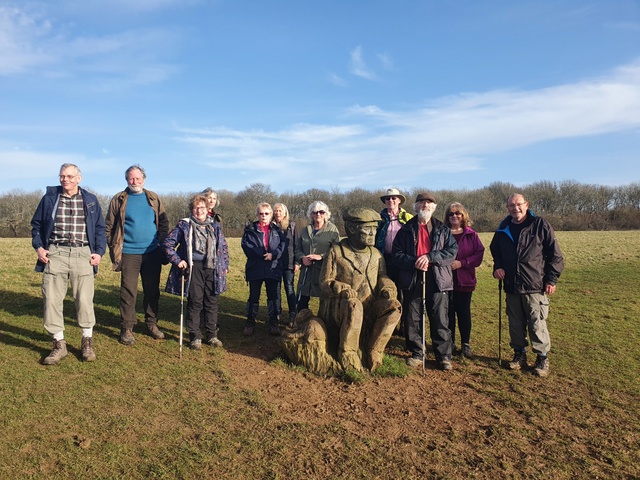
31, 164, 564, 378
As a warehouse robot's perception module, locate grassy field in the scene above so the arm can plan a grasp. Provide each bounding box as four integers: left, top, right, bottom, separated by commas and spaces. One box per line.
0, 232, 639, 479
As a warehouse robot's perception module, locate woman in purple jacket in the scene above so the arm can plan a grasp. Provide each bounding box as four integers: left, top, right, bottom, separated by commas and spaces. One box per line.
444, 202, 485, 359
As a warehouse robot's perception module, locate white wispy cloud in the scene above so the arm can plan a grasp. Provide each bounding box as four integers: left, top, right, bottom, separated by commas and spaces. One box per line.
0, 4, 180, 86
349, 45, 377, 80
177, 60, 640, 191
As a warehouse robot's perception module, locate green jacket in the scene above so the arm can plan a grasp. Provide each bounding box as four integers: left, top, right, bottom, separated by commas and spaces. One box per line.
295, 221, 340, 297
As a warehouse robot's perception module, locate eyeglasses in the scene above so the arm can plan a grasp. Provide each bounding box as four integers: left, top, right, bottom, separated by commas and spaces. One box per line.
384, 196, 399, 201
59, 175, 77, 180
507, 202, 527, 209
312, 210, 326, 215
447, 212, 462, 217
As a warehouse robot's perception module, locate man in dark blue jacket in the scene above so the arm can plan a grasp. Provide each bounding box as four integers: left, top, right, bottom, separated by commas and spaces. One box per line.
393, 192, 458, 370
490, 193, 564, 377
31, 163, 107, 365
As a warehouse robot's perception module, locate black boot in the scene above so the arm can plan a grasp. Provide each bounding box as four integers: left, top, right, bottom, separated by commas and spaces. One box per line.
267, 300, 280, 335
243, 302, 258, 336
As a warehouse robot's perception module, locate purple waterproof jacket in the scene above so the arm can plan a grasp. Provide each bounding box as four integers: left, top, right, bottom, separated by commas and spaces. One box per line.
452, 227, 484, 291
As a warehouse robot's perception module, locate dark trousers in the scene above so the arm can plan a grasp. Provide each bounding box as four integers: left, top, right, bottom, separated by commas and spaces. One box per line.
276, 269, 297, 318
448, 290, 473, 346
187, 261, 219, 341
247, 279, 279, 326
402, 280, 452, 360
120, 249, 162, 329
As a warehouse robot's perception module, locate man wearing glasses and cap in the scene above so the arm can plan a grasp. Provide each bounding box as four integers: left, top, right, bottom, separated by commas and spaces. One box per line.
392, 192, 458, 370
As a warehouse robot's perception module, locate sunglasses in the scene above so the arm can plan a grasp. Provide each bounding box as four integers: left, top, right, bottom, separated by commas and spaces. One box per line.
312, 210, 326, 215
448, 211, 462, 217
384, 196, 399, 201
258, 212, 271, 216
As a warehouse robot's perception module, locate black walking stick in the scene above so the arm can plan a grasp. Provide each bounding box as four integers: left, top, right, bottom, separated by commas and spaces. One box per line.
422, 270, 427, 376
498, 279, 503, 367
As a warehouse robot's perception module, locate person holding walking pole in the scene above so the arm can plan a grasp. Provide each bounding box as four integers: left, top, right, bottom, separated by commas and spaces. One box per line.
490, 193, 564, 377
392, 193, 458, 371
295, 201, 340, 313
163, 194, 229, 350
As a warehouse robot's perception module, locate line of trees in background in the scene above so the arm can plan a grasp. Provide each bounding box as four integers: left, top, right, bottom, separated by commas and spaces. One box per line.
2, 180, 640, 238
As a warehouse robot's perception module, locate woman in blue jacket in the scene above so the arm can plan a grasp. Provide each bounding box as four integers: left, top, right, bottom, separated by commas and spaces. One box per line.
241, 203, 287, 336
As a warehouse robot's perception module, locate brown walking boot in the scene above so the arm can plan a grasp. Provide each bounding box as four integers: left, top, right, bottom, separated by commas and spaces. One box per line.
119, 328, 135, 345
43, 339, 68, 365
81, 336, 96, 362
147, 324, 165, 340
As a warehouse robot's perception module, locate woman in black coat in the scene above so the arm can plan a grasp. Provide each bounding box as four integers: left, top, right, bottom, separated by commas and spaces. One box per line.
241, 202, 286, 336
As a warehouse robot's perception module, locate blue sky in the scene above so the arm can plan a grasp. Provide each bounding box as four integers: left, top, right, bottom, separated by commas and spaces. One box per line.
2, 0, 639, 195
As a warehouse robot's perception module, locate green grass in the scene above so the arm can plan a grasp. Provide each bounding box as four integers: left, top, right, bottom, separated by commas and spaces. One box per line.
0, 232, 639, 479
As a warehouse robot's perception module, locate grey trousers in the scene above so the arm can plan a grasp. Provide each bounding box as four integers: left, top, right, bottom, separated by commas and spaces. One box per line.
506, 292, 551, 355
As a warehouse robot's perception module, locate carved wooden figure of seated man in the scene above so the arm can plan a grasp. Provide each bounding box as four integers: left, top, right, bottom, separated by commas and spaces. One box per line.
280, 207, 401, 373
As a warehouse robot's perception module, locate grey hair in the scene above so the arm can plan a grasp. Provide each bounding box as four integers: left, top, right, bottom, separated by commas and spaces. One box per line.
201, 187, 220, 207
306, 201, 331, 222
59, 163, 81, 176
125, 164, 146, 179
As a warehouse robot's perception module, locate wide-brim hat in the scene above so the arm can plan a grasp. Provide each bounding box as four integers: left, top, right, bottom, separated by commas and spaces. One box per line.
380, 188, 406, 205
415, 192, 437, 203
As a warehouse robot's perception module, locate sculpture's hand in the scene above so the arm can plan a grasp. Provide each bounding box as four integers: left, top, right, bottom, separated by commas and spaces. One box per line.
340, 288, 358, 299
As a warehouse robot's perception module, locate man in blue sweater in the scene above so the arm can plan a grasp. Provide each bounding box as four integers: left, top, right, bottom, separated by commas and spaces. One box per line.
105, 165, 169, 345
31, 163, 106, 364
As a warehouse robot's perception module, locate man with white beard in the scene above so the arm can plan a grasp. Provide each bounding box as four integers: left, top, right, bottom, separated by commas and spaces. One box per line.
105, 165, 169, 345
392, 192, 458, 370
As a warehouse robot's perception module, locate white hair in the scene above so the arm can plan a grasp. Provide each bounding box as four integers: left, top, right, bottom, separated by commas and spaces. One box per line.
306, 201, 331, 222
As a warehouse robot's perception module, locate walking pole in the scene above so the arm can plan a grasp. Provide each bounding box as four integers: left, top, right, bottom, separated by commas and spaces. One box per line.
296, 267, 308, 304
179, 273, 185, 359
498, 279, 503, 367
422, 270, 427, 376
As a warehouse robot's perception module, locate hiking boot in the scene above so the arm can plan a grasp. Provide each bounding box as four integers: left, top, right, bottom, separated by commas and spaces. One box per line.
508, 351, 527, 370
406, 357, 423, 368
119, 328, 135, 345
81, 336, 96, 362
534, 355, 550, 377
461, 344, 474, 359
269, 324, 280, 336
190, 339, 202, 350
43, 339, 68, 365
206, 336, 223, 347
147, 324, 165, 340
438, 358, 453, 371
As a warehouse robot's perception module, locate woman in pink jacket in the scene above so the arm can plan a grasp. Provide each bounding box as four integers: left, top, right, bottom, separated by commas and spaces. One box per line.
445, 202, 485, 359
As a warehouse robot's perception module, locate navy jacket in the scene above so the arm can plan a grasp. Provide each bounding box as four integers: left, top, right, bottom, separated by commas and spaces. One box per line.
241, 222, 286, 281
31, 186, 107, 273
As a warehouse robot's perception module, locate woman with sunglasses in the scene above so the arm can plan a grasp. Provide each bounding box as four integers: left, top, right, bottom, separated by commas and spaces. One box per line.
295, 201, 340, 312
241, 202, 287, 336
444, 202, 485, 359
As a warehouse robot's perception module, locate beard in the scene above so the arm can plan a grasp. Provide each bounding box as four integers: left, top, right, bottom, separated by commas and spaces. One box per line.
128, 185, 144, 194
415, 203, 437, 222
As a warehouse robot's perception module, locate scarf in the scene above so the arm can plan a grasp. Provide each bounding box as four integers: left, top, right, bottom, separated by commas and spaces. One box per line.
190, 215, 217, 270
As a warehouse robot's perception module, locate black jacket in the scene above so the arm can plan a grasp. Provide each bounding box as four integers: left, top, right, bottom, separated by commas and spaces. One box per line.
392, 216, 457, 292
489, 211, 564, 294
241, 222, 286, 281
